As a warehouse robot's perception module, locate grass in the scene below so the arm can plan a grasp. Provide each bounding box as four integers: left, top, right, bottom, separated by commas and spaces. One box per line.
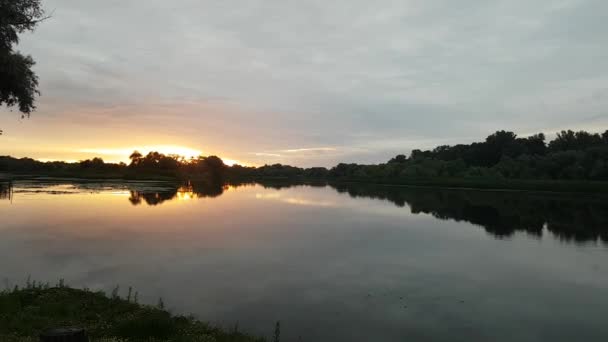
0, 282, 268, 342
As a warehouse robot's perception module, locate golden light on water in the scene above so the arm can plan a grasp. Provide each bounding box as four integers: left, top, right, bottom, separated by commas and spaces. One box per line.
255, 192, 335, 207
176, 191, 195, 201
176, 185, 196, 201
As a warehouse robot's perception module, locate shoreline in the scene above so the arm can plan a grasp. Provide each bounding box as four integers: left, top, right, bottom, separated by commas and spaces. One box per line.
3, 173, 608, 195
0, 286, 266, 342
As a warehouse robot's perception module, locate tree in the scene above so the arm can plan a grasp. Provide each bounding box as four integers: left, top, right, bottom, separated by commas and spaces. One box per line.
129, 151, 143, 167
0, 0, 47, 131
388, 154, 407, 163
79, 157, 105, 169
549, 130, 603, 151
484, 131, 518, 165
520, 133, 547, 155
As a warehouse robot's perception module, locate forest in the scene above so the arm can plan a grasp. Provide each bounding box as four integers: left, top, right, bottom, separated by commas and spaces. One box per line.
2, 130, 608, 187
327, 129, 608, 181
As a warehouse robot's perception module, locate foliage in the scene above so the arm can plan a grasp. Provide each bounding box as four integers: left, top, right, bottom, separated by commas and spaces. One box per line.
0, 0, 46, 116
0, 151, 228, 181
2, 129, 608, 189
221, 129, 608, 184
326, 129, 608, 182
0, 285, 266, 342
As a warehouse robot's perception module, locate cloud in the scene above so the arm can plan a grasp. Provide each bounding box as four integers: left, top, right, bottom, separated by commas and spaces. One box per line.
2, 0, 606, 167
253, 153, 282, 158
280, 147, 337, 153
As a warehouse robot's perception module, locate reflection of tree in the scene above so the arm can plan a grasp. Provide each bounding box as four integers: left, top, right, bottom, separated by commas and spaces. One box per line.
127, 180, 228, 206
0, 181, 13, 201
331, 183, 608, 244
190, 181, 226, 198
123, 179, 608, 245
128, 188, 178, 206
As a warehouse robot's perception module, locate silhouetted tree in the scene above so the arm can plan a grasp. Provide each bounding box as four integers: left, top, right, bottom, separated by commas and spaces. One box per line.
3, 128, 608, 182
0, 0, 48, 121
388, 154, 407, 163
549, 130, 603, 152
519, 133, 547, 156
129, 151, 143, 167
79, 157, 105, 169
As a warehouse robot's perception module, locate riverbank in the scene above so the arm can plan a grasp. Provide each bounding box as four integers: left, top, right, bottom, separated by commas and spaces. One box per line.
0, 286, 266, 342
327, 177, 608, 194
3, 171, 608, 194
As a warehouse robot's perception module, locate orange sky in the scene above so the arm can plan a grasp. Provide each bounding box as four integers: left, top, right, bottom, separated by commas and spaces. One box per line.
0, 101, 353, 167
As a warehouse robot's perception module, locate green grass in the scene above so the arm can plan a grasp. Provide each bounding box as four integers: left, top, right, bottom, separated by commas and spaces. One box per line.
0, 285, 267, 342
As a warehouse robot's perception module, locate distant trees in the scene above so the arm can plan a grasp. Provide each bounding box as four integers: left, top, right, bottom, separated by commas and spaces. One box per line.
2, 129, 608, 183
1, 151, 230, 180
129, 151, 143, 166
221, 130, 608, 182
79, 157, 105, 169
326, 130, 608, 182
0, 0, 47, 121
388, 154, 407, 164
182, 155, 226, 180
126, 151, 181, 176
548, 130, 605, 152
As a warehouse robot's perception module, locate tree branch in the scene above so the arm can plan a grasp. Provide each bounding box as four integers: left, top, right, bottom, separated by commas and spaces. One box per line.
9, 14, 52, 27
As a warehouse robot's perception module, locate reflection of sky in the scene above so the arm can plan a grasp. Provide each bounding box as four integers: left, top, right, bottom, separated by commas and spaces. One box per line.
256, 192, 335, 207
1, 182, 608, 341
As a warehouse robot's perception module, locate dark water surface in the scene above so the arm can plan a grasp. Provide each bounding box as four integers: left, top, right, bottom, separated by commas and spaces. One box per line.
1, 180, 607, 341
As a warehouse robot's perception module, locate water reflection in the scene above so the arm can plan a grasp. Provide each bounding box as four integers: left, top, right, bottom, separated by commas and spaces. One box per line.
331, 183, 608, 244
1, 178, 607, 341
123, 180, 608, 244
3, 179, 607, 245
0, 181, 12, 201
128, 181, 228, 206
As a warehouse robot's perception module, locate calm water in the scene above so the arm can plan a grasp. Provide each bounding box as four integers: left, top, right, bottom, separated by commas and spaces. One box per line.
1, 179, 607, 341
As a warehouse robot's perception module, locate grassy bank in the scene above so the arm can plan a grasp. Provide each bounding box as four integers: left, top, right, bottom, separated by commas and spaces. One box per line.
0, 285, 266, 342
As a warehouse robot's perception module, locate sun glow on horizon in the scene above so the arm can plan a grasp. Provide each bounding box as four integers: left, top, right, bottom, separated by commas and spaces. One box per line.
69, 146, 248, 166
37, 158, 79, 164
79, 146, 203, 162
222, 159, 244, 166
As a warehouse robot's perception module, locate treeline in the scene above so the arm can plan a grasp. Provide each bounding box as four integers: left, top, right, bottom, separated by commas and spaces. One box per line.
0, 151, 229, 180
2, 129, 608, 186
229, 129, 608, 185
327, 129, 608, 181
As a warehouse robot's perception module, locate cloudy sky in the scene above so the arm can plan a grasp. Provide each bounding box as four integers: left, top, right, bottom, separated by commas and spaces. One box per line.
1, 0, 607, 166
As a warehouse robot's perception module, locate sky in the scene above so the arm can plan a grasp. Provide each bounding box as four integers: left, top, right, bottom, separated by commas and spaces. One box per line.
1, 0, 607, 167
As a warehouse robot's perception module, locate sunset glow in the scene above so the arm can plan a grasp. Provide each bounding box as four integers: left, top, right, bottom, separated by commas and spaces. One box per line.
79, 146, 203, 163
